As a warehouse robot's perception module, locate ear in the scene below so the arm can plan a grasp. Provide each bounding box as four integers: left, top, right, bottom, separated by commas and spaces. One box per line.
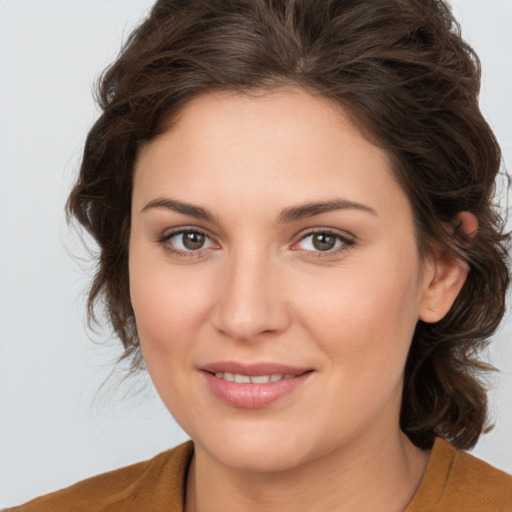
418, 212, 477, 324
418, 252, 468, 323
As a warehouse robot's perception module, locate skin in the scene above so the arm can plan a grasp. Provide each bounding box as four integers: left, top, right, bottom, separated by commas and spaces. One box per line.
129, 89, 470, 512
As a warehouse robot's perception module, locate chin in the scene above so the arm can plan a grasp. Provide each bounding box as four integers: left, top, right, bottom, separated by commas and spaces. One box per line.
193, 423, 313, 474
214, 443, 306, 474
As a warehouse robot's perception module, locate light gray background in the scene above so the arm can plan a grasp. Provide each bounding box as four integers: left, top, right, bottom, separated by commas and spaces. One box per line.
1, 0, 511, 507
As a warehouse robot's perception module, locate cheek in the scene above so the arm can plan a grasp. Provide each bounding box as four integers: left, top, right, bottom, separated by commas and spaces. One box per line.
128, 256, 216, 417
132, 277, 202, 349
296, 255, 423, 373
128, 243, 213, 364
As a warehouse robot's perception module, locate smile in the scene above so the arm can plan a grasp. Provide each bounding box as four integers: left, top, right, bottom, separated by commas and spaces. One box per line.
213, 372, 296, 383
200, 362, 313, 409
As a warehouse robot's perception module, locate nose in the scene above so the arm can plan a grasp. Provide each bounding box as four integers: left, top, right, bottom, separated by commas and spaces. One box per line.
211, 249, 291, 342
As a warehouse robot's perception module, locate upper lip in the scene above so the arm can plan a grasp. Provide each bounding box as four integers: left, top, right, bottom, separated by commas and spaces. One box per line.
200, 361, 312, 376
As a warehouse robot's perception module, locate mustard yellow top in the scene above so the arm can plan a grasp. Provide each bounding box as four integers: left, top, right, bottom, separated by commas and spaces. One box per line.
405, 438, 512, 512
7, 438, 512, 512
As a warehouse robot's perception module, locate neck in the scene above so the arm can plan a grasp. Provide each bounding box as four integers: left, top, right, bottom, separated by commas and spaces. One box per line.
185, 427, 430, 512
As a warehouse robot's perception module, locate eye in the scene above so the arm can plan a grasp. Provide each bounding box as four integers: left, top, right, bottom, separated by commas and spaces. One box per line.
157, 228, 218, 255
178, 231, 207, 250
293, 230, 354, 254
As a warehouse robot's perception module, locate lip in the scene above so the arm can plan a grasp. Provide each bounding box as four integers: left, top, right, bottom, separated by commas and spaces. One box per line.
200, 361, 310, 376
200, 361, 313, 409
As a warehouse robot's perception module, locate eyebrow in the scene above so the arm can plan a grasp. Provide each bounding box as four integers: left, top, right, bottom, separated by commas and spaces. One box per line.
141, 198, 216, 222
141, 197, 377, 223
278, 199, 377, 223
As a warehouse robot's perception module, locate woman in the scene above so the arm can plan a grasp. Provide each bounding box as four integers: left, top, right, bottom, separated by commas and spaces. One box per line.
8, 0, 512, 510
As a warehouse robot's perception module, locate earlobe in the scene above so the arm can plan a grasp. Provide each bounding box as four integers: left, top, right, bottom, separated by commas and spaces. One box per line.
418, 211, 477, 324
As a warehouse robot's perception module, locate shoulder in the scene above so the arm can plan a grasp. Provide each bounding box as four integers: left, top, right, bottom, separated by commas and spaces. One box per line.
407, 437, 512, 512
5, 441, 193, 512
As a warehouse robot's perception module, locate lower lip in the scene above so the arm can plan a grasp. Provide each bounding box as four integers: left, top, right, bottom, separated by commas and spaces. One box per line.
202, 372, 312, 409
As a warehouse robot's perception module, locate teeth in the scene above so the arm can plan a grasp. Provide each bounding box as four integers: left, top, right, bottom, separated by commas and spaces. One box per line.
213, 372, 294, 383
250, 375, 271, 384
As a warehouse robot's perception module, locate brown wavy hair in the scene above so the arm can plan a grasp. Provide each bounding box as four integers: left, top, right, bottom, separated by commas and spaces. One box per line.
68, 0, 509, 450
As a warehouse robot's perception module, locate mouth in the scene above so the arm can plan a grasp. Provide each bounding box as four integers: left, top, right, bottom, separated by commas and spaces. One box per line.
210, 372, 298, 383
199, 361, 314, 409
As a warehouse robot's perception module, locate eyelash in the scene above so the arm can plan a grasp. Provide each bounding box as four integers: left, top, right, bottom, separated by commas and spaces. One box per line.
156, 227, 217, 259
293, 229, 355, 258
156, 227, 355, 259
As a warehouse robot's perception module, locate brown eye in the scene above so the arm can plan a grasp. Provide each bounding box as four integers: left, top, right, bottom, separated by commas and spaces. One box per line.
160, 229, 216, 255
182, 232, 205, 250
312, 233, 337, 251
293, 230, 354, 255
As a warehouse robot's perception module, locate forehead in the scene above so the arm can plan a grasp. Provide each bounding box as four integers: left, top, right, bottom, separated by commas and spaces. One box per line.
133, 88, 411, 224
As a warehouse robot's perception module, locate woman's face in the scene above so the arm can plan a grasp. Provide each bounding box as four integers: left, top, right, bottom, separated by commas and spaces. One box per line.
129, 89, 438, 472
